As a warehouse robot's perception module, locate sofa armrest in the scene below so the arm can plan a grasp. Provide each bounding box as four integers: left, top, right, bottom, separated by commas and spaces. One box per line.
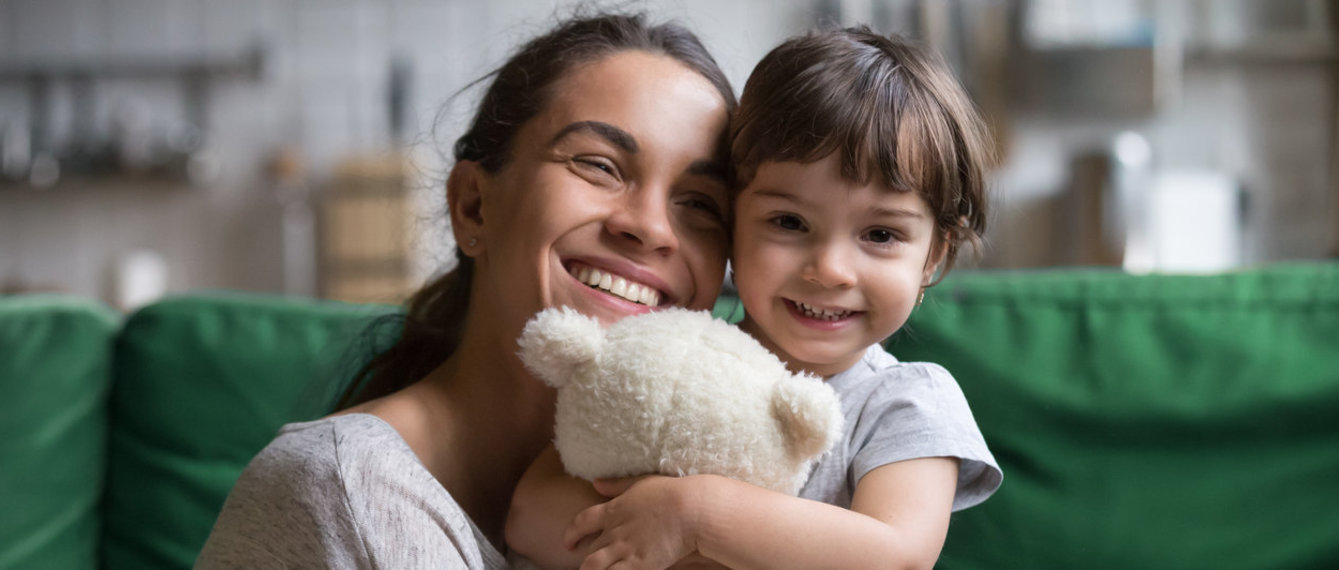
0, 295, 118, 570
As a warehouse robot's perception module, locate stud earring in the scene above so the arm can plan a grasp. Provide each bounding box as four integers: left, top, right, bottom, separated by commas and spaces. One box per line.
467, 237, 478, 248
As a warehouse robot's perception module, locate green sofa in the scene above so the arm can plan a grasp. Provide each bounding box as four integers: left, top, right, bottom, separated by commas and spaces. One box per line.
3, 263, 1337, 569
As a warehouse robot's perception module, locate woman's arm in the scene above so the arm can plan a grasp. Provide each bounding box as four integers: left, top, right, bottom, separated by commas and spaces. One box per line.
506, 445, 607, 568
568, 457, 959, 570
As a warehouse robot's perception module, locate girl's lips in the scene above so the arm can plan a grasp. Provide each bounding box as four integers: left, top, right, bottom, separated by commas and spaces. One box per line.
791, 299, 855, 320
784, 299, 861, 330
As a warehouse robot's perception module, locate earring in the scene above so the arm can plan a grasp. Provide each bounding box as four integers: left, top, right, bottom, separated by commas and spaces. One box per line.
467, 237, 478, 248
916, 288, 925, 307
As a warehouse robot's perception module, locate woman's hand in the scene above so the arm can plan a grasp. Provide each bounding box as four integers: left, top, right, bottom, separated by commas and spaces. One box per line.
563, 475, 709, 570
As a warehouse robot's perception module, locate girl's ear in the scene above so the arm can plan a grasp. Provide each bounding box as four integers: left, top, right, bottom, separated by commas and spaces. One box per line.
922, 231, 950, 287
447, 160, 487, 257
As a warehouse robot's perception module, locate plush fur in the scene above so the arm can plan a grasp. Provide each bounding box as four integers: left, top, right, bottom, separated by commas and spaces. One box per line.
519, 307, 844, 495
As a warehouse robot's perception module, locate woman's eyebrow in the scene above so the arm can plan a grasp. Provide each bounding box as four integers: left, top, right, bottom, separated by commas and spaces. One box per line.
550, 121, 639, 153
688, 160, 727, 184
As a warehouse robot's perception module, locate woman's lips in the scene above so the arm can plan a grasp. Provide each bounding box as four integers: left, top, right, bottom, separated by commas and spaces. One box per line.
568, 262, 664, 307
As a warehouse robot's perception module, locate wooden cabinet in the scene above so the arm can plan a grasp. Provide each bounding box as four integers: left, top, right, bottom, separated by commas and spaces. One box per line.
319, 154, 414, 304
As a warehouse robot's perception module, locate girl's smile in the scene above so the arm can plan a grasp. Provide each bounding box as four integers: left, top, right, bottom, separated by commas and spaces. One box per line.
733, 153, 944, 377
784, 299, 862, 329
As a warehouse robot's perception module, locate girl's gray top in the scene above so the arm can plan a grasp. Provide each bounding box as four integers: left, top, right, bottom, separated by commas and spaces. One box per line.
799, 345, 1003, 511
195, 413, 508, 569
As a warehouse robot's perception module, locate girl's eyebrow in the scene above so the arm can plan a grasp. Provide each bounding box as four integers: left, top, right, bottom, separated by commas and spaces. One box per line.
550, 120, 638, 152
752, 189, 926, 219
870, 206, 926, 219
750, 188, 805, 203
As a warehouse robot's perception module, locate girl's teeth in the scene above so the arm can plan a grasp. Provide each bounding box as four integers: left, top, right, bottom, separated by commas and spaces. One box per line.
570, 265, 661, 306
796, 301, 851, 321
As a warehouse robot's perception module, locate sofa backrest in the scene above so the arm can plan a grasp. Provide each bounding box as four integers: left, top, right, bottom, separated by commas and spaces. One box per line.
101, 293, 394, 569
0, 295, 118, 570
888, 263, 1339, 569
6, 263, 1338, 569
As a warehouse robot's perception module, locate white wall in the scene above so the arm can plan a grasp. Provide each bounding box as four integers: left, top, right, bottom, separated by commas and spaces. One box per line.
0, 0, 819, 305
2, 0, 1333, 304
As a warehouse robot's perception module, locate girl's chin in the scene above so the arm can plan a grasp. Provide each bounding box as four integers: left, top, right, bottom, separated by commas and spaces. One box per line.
779, 343, 867, 376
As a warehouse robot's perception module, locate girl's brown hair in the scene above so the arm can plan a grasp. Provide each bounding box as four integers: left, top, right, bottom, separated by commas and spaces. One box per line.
335, 12, 736, 409
730, 26, 992, 282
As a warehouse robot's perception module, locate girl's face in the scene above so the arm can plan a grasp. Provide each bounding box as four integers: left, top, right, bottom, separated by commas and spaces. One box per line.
732, 153, 942, 377
465, 50, 731, 335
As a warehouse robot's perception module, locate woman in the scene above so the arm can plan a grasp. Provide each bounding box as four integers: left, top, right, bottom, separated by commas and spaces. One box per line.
195, 12, 736, 568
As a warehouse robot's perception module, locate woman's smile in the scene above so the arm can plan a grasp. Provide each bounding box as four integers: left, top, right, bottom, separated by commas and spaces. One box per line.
567, 261, 665, 307
473, 50, 729, 330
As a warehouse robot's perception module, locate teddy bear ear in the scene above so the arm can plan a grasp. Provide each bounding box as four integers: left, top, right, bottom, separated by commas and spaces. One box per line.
517, 307, 605, 388
771, 375, 845, 462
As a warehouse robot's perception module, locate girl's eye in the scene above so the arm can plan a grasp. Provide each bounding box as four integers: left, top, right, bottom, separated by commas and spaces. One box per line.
769, 214, 805, 231
867, 229, 893, 243
864, 228, 901, 244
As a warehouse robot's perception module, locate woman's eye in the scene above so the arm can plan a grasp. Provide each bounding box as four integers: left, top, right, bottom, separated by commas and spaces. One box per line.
683, 196, 724, 218
574, 157, 618, 178
769, 214, 805, 231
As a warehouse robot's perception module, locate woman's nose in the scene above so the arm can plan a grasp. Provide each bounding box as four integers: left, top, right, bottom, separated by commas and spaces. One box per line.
605, 187, 679, 254
802, 241, 857, 289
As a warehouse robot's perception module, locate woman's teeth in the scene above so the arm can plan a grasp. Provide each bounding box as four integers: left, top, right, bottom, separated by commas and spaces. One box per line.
795, 300, 852, 321
573, 265, 662, 306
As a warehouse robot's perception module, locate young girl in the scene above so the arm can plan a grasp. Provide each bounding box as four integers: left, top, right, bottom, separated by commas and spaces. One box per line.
506, 26, 1002, 569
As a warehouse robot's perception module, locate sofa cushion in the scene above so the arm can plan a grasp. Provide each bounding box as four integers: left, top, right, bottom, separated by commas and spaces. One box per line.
887, 263, 1339, 569
102, 293, 394, 569
0, 295, 118, 570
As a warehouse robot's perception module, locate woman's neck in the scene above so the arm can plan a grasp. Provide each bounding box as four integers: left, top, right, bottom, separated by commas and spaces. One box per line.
365, 326, 557, 546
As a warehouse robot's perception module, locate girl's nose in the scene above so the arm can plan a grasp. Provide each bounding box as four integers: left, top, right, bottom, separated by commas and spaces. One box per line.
802, 241, 857, 289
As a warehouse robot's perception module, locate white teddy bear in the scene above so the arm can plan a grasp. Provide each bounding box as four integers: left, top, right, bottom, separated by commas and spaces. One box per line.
518, 307, 844, 495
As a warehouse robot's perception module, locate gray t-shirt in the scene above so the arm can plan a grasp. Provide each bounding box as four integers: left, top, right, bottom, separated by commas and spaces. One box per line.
195, 413, 508, 570
799, 345, 1002, 511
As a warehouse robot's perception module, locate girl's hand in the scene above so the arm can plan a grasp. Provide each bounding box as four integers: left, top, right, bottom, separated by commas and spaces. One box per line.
563, 475, 706, 570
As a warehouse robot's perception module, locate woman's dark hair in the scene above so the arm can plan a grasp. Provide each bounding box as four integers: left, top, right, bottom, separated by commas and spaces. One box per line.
336, 12, 736, 409
730, 26, 992, 283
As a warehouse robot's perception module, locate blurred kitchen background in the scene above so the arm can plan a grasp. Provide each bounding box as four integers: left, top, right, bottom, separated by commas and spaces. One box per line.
1, 0, 1335, 310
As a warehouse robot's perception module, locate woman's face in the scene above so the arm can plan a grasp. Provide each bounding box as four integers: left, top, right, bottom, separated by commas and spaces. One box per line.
467, 50, 731, 331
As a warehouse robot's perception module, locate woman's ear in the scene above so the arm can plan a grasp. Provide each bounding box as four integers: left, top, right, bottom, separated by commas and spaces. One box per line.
447, 160, 487, 256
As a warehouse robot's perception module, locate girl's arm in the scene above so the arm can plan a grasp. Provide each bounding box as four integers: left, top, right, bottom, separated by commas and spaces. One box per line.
506, 445, 729, 569
568, 456, 959, 570
506, 445, 606, 568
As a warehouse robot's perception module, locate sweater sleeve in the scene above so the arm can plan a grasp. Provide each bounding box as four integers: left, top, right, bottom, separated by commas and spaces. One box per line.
195, 423, 372, 569
196, 416, 502, 569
